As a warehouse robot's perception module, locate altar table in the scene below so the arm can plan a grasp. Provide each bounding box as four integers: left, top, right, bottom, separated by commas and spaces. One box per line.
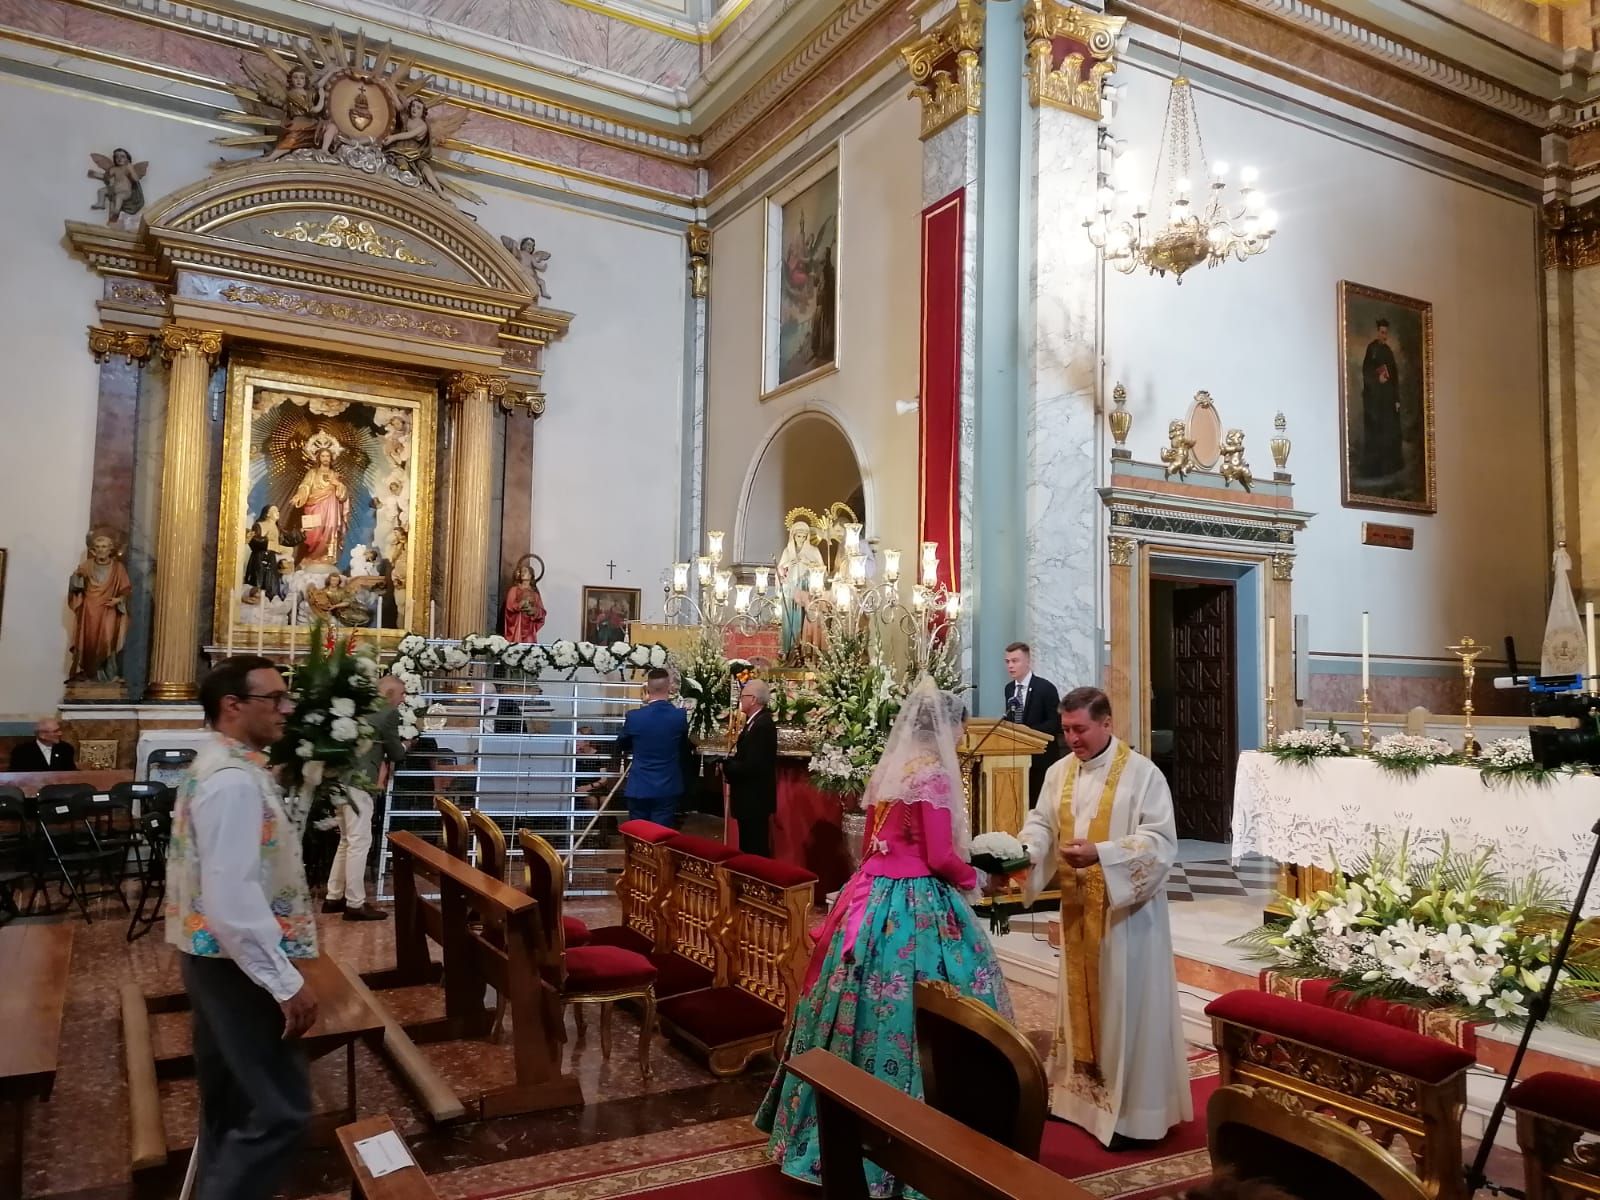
1231, 751, 1600, 916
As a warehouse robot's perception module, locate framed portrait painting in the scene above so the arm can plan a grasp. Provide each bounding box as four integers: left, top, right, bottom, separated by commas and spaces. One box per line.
762, 151, 840, 398
1337, 281, 1435, 514
582, 587, 641, 645
213, 352, 437, 648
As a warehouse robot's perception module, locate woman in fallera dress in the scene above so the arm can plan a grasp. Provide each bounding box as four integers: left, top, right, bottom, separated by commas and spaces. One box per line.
755, 676, 1012, 1197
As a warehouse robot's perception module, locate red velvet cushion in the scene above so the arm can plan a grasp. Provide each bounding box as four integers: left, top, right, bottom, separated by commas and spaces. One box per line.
725, 853, 818, 889
1509, 1071, 1600, 1132
668, 834, 741, 864
562, 915, 591, 947
587, 924, 652, 954
659, 985, 784, 1045
1206, 990, 1473, 1085
619, 820, 679, 845
564, 945, 657, 992
651, 950, 715, 999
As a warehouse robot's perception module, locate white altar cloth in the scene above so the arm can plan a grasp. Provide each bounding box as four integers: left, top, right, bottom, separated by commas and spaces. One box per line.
1231, 751, 1600, 916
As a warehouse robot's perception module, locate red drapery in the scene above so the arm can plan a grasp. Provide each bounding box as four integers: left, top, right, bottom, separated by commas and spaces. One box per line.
919, 190, 964, 592
723, 759, 850, 901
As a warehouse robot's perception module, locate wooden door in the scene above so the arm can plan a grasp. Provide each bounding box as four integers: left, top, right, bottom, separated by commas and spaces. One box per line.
1170, 583, 1237, 841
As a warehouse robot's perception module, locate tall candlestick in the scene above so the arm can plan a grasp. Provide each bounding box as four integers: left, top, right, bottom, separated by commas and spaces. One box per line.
1361, 611, 1371, 691
1266, 615, 1277, 745
429, 601, 437, 641
1588, 602, 1597, 695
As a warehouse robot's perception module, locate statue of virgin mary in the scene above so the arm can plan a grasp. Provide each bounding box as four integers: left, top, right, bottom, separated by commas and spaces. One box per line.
776, 515, 827, 657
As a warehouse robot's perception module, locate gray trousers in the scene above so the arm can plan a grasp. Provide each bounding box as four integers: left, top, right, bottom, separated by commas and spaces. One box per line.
180, 954, 311, 1200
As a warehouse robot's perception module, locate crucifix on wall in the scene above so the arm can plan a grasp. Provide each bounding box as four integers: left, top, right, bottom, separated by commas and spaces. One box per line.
606, 559, 617, 580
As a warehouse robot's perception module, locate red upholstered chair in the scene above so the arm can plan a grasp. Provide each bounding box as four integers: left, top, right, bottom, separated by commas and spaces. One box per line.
656, 851, 817, 1076
519, 830, 657, 1079
1508, 1071, 1600, 1200
585, 820, 678, 955
1205, 990, 1471, 1200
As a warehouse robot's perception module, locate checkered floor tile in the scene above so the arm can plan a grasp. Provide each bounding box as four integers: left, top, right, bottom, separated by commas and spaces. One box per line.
1166, 855, 1277, 902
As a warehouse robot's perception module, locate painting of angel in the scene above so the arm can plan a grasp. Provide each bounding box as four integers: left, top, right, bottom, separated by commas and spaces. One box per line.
763, 155, 840, 395
88, 150, 148, 223
214, 357, 435, 645
500, 235, 552, 300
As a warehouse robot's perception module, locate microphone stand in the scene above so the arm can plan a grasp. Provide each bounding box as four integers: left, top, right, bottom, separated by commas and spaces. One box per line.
1465, 814, 1600, 1197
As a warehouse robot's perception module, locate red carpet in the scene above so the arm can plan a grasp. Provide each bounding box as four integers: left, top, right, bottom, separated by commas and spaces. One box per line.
492, 1057, 1219, 1200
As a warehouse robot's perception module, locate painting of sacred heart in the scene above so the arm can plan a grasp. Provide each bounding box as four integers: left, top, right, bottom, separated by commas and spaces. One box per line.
1337, 281, 1435, 514
763, 153, 840, 397
582, 587, 641, 646
214, 353, 436, 649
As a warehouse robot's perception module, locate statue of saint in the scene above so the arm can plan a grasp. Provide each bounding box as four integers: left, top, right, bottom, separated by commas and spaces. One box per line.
67, 528, 133, 682
1542, 542, 1586, 678
776, 517, 827, 658
503, 559, 547, 643
288, 431, 351, 566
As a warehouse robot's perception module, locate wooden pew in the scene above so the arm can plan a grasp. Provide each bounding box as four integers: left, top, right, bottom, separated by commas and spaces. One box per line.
0, 923, 73, 1200
336, 1115, 438, 1200
785, 1048, 1092, 1200
386, 831, 583, 1117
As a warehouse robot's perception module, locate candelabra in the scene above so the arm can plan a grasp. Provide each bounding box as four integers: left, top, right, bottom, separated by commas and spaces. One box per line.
802, 540, 964, 669
1449, 636, 1485, 758
1358, 688, 1373, 751
662, 530, 783, 637
1265, 680, 1277, 746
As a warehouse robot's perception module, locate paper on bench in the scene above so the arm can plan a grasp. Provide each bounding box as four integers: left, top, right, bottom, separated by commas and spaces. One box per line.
354, 1130, 414, 1178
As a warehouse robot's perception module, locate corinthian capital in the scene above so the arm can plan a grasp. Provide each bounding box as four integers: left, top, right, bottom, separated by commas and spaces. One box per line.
158, 326, 224, 362
445, 372, 510, 404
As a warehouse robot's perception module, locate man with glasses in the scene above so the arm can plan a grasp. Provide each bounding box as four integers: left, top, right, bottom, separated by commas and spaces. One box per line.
166, 655, 318, 1200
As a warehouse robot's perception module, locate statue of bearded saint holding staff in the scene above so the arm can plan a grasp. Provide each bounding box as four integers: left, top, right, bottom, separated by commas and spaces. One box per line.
68, 528, 133, 682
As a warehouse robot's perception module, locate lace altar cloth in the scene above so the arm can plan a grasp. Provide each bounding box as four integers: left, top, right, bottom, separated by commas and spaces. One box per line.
1231, 751, 1600, 917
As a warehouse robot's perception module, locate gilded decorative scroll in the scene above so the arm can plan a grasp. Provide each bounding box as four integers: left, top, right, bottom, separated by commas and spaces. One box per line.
1023, 0, 1124, 120
87, 327, 154, 363
1545, 198, 1600, 270
687, 223, 711, 299
267, 214, 434, 265
219, 282, 462, 340
900, 0, 984, 140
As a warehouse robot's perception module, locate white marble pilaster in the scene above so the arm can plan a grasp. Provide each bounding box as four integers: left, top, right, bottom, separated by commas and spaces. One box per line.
684, 292, 707, 563
1024, 103, 1102, 689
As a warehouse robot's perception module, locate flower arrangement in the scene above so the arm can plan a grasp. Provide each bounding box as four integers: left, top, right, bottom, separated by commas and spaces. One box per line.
273, 623, 380, 827
809, 629, 903, 795
1367, 733, 1456, 777
677, 629, 739, 741
1268, 726, 1353, 765
1476, 736, 1565, 788
1232, 833, 1600, 1035
970, 830, 1030, 876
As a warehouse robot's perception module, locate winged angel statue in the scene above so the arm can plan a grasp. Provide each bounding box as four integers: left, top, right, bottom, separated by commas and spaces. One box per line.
499, 236, 552, 300
223, 29, 484, 207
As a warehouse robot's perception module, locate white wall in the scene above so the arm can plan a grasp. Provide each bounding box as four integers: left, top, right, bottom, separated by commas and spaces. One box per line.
1103, 63, 1548, 661
0, 73, 687, 714
704, 95, 923, 574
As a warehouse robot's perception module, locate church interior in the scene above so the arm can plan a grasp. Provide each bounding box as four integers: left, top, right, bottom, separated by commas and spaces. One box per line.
2, 0, 1600, 1194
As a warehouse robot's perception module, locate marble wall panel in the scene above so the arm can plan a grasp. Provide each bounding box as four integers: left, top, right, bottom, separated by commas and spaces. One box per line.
1305, 669, 1524, 718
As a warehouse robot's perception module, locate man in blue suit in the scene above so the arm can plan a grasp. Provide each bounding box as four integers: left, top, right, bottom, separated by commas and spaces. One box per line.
616, 668, 692, 826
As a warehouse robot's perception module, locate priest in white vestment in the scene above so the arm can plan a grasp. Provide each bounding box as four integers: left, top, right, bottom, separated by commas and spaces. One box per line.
1015, 685, 1192, 1147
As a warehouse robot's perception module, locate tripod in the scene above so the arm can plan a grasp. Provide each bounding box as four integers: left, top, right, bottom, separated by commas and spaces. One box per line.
1464, 814, 1600, 1197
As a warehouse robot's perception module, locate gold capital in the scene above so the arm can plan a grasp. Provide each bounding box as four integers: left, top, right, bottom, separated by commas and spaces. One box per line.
687, 224, 711, 300
445, 372, 510, 404
1108, 536, 1136, 567
901, 0, 984, 140
1271, 553, 1294, 581
158, 326, 223, 362
498, 388, 547, 418
87, 327, 154, 364
1024, 0, 1124, 119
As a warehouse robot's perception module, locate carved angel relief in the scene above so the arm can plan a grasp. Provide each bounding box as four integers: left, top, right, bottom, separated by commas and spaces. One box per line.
221, 28, 483, 207
500, 236, 552, 300
88, 150, 148, 225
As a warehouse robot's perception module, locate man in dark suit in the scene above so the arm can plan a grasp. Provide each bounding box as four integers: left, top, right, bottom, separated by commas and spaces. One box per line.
616, 668, 692, 826
724, 679, 778, 856
1002, 642, 1062, 804
8, 718, 77, 771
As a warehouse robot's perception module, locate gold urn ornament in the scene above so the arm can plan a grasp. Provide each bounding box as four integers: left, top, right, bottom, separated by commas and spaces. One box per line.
1109, 382, 1132, 448
1269, 411, 1291, 471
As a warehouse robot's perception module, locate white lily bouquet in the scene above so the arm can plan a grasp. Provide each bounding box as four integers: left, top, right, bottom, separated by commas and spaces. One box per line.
970, 830, 1031, 877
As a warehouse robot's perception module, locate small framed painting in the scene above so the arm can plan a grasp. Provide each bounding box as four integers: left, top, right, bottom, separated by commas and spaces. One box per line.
582, 586, 642, 645
1337, 281, 1435, 514
762, 150, 840, 399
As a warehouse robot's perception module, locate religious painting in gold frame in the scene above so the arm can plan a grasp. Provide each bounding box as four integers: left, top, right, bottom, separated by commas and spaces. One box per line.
1336, 281, 1436, 515
213, 352, 436, 649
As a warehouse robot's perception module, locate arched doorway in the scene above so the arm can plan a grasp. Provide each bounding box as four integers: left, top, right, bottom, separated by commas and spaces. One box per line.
738, 411, 866, 563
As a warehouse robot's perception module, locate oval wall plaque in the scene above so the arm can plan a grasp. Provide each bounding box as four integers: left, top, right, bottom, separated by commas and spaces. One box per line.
1186, 391, 1223, 469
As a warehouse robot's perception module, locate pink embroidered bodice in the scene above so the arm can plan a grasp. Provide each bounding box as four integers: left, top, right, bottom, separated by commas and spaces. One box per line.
857, 800, 977, 890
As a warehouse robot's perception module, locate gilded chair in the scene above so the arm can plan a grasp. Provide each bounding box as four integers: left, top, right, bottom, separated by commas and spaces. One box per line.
464, 808, 506, 881
434, 795, 469, 860
913, 979, 1048, 1159
519, 830, 658, 1078
1508, 1071, 1600, 1200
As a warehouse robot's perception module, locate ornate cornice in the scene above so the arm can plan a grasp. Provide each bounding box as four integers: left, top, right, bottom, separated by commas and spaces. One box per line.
1545, 198, 1600, 270
87, 327, 154, 363
687, 224, 711, 299
445, 372, 511, 404
1024, 0, 1124, 120
158, 326, 224, 362
901, 0, 984, 140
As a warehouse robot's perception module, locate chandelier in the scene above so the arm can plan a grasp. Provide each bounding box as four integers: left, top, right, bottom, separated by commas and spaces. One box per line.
1084, 72, 1276, 282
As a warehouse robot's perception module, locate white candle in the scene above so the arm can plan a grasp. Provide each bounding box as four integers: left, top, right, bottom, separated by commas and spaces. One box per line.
429, 601, 437, 640
1361, 611, 1371, 692
1267, 615, 1276, 689
1588, 602, 1597, 694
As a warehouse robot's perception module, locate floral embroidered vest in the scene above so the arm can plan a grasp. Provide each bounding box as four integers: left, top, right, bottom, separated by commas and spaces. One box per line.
165, 735, 318, 961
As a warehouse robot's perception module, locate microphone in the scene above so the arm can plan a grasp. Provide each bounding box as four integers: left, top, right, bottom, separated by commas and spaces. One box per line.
1505, 636, 1519, 684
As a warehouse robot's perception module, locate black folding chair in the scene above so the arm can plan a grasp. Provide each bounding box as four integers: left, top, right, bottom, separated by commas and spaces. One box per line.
0, 787, 30, 925
126, 807, 172, 942
34, 783, 128, 921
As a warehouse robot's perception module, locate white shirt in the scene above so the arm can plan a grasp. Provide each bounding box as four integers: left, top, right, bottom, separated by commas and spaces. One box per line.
188, 769, 305, 1002
37, 740, 56, 762
1010, 673, 1034, 714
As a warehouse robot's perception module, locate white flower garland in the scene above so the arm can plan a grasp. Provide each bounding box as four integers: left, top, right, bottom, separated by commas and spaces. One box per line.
1369, 733, 1455, 763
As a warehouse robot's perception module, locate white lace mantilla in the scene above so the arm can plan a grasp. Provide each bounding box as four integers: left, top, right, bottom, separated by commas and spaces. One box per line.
1231, 752, 1600, 916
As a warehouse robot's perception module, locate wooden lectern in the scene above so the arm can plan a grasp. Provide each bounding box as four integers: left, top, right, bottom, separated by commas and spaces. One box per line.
958, 720, 1054, 840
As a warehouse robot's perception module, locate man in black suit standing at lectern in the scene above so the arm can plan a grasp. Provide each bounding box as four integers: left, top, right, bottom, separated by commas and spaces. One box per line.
1003, 642, 1061, 805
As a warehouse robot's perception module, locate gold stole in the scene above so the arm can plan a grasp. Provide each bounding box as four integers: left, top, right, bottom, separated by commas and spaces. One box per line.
1055, 741, 1130, 1081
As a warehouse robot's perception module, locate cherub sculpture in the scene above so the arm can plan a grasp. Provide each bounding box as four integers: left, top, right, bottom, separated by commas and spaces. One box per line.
1159, 420, 1197, 480
88, 149, 148, 224
237, 55, 331, 159
500, 236, 552, 301
1219, 428, 1253, 492
382, 97, 481, 204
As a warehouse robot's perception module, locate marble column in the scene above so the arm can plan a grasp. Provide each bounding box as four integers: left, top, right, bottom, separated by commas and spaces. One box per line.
1021, 0, 1124, 692
147, 327, 222, 701
682, 225, 710, 563
445, 372, 507, 638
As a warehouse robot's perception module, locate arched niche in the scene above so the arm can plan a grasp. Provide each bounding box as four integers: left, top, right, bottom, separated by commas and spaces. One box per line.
737, 410, 867, 563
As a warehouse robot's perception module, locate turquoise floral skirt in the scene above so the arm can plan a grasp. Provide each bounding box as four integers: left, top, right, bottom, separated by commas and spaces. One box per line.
753, 874, 1013, 1197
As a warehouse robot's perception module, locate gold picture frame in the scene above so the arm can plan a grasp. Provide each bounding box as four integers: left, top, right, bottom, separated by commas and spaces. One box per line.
581, 586, 642, 645
761, 149, 841, 401
213, 350, 437, 649
1336, 281, 1436, 514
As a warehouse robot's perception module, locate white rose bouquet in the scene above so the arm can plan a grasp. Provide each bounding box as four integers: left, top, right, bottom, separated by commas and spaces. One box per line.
970, 831, 1030, 876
